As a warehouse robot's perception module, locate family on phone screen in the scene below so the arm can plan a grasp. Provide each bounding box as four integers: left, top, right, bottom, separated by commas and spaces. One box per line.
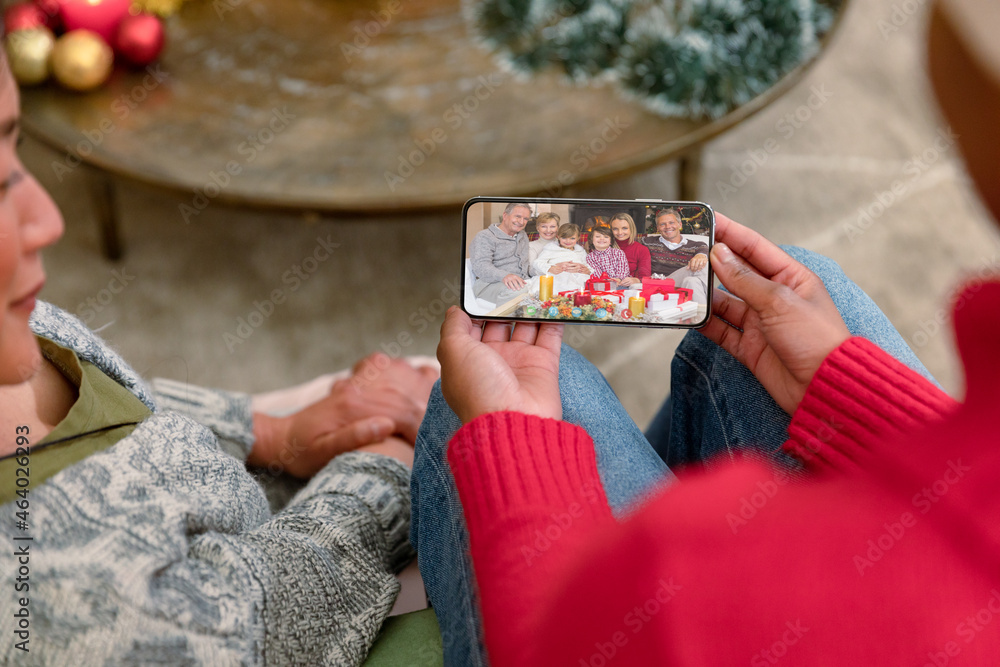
469, 203, 709, 304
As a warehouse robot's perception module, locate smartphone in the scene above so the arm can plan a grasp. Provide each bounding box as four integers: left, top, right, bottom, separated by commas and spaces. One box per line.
461, 196, 714, 328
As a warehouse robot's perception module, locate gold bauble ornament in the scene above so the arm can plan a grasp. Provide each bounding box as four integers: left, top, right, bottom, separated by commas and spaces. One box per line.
51, 30, 114, 92
4, 27, 56, 86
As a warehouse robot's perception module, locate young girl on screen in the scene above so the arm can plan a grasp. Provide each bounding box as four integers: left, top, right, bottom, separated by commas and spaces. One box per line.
585, 225, 630, 281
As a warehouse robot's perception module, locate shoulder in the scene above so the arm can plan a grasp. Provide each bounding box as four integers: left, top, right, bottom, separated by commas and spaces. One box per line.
641, 235, 661, 247
683, 238, 708, 250
30, 301, 155, 410
470, 228, 496, 251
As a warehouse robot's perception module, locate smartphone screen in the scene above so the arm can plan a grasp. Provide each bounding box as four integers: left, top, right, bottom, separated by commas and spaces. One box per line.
461, 197, 714, 328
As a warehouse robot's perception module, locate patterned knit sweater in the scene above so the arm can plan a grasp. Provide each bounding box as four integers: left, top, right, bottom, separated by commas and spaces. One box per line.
1, 302, 414, 666
641, 236, 708, 276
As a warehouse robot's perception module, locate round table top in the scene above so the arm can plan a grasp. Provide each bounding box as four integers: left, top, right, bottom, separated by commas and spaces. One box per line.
20, 0, 844, 213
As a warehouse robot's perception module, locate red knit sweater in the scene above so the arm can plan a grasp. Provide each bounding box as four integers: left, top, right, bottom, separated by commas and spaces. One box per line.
447, 281, 1000, 666
617, 239, 652, 279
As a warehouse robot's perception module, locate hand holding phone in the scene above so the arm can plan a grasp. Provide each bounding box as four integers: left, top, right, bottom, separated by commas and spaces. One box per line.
700, 214, 850, 414
438, 307, 564, 425
462, 197, 715, 329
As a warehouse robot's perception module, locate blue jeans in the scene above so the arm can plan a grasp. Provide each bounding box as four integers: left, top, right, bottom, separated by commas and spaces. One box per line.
409, 247, 935, 666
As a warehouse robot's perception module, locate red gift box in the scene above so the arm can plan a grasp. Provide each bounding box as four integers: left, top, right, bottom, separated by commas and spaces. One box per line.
586, 272, 616, 292
640, 277, 692, 304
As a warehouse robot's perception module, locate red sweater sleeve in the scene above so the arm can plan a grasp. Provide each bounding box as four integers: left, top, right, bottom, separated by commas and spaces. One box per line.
447, 413, 615, 666
636, 242, 651, 279
783, 336, 959, 474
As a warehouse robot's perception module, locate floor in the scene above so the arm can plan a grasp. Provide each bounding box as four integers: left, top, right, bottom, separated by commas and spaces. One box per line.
26, 0, 998, 432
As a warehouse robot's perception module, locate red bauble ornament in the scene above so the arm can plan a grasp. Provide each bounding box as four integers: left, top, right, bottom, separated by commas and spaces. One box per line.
4, 3, 47, 34
33, 0, 64, 32
59, 0, 130, 43
114, 13, 164, 67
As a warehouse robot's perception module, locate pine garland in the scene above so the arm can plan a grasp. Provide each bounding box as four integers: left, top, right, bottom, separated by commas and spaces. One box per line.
468, 0, 840, 118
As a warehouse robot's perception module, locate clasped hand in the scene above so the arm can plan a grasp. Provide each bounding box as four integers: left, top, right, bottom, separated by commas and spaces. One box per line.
438, 213, 850, 424
249, 354, 438, 477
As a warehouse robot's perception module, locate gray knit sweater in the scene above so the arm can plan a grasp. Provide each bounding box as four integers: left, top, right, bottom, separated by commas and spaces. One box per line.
1, 302, 414, 665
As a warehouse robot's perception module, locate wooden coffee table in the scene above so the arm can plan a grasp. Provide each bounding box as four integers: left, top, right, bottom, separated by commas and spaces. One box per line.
19, 0, 847, 259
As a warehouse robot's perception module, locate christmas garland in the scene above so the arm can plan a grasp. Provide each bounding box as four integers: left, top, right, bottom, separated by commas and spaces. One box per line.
467, 0, 841, 119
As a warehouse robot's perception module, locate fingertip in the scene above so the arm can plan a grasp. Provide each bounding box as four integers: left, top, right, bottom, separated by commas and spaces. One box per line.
441, 306, 472, 335
363, 416, 394, 443
711, 242, 734, 263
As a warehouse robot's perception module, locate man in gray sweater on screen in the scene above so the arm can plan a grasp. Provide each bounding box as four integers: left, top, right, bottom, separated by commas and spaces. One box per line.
469, 202, 540, 304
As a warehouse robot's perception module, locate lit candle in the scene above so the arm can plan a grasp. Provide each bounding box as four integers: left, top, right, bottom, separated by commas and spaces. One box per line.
573, 291, 591, 306
60, 0, 132, 43
629, 296, 645, 316
539, 275, 554, 301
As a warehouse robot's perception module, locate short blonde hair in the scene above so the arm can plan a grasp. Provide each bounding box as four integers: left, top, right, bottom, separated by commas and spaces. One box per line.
535, 212, 561, 228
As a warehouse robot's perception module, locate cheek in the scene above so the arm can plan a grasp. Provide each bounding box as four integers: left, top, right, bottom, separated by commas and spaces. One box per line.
0, 224, 17, 297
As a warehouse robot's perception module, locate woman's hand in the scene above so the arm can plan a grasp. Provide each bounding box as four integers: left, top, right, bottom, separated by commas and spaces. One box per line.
700, 214, 850, 414
249, 354, 437, 477
619, 276, 640, 286
438, 307, 563, 424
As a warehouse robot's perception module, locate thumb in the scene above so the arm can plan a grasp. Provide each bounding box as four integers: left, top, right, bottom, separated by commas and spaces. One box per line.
710, 243, 783, 312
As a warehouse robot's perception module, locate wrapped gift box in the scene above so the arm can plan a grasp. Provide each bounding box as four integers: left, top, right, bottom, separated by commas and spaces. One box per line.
586, 272, 617, 292
641, 277, 692, 304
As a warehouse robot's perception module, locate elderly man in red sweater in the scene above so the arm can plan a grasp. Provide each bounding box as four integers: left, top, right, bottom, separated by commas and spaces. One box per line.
409, 0, 1000, 665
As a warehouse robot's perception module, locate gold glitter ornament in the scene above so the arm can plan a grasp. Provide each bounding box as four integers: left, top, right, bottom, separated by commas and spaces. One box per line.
4, 27, 56, 86
132, 0, 192, 17
51, 30, 114, 92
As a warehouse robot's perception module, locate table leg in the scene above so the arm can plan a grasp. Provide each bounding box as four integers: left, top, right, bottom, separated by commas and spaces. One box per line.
678, 147, 703, 201
87, 168, 124, 261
